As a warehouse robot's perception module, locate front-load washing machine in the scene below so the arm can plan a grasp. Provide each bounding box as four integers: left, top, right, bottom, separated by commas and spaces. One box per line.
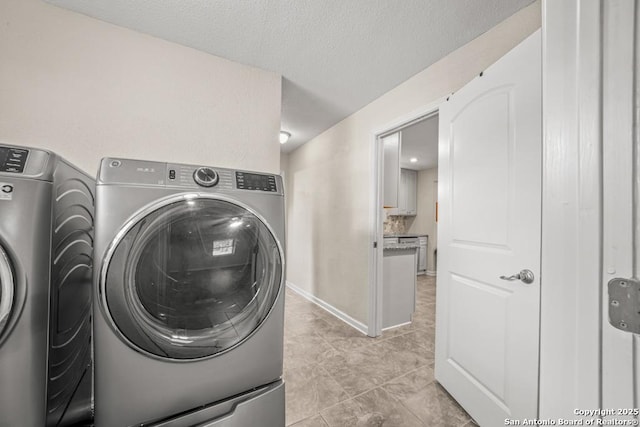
93, 157, 285, 426
0, 144, 94, 427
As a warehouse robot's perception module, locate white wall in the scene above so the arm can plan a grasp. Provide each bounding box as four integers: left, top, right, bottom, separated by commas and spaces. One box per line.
280, 151, 290, 236
0, 0, 282, 175
408, 167, 438, 273
285, 1, 541, 325
280, 152, 289, 182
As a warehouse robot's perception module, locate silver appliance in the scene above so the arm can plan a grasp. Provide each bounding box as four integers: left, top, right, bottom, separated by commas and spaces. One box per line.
0, 144, 94, 427
417, 236, 428, 275
93, 158, 285, 426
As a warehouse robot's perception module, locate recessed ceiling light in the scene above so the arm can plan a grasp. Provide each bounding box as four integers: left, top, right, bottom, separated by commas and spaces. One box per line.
410, 157, 418, 163
279, 131, 291, 144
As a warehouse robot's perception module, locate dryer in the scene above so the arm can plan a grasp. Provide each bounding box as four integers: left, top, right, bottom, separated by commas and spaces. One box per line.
93, 158, 285, 426
0, 144, 94, 427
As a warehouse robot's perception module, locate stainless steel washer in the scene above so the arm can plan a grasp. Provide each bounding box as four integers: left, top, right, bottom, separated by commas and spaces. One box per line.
93, 158, 285, 426
0, 144, 94, 427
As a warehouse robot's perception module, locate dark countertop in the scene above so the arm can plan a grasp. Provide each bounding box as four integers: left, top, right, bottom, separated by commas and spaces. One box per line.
383, 234, 427, 238
383, 244, 419, 251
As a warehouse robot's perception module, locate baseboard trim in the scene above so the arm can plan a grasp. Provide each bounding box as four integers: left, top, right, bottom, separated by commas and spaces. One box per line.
286, 281, 368, 335
382, 321, 411, 331
426, 270, 437, 277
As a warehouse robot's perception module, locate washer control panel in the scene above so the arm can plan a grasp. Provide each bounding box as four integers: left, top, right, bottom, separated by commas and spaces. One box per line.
236, 171, 278, 192
0, 146, 29, 173
100, 158, 283, 195
166, 164, 234, 190
193, 167, 219, 187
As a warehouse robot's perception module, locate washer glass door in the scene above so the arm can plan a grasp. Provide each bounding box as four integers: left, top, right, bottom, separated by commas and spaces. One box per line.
102, 197, 283, 360
0, 245, 14, 338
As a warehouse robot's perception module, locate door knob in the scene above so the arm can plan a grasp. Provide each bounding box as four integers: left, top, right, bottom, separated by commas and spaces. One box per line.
500, 269, 535, 284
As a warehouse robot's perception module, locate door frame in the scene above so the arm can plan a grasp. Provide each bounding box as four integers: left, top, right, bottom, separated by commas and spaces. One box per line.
601, 0, 637, 412
538, 0, 603, 418
368, 98, 444, 337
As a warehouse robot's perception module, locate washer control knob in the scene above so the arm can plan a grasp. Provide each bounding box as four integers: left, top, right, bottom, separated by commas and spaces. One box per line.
193, 167, 219, 187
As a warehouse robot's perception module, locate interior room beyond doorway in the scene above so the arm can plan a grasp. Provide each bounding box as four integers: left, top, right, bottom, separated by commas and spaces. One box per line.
377, 111, 440, 339
383, 114, 439, 277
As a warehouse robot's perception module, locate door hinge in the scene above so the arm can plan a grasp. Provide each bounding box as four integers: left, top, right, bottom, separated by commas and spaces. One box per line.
608, 278, 640, 334
373, 241, 378, 249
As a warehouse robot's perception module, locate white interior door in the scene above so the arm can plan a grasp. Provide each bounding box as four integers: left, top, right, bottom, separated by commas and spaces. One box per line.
435, 29, 541, 426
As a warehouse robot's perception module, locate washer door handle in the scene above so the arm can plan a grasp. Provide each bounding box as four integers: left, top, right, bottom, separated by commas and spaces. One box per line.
0, 247, 14, 333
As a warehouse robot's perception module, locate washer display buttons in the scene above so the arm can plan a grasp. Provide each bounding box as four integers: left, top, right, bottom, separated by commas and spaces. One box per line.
0, 147, 29, 173
236, 172, 278, 192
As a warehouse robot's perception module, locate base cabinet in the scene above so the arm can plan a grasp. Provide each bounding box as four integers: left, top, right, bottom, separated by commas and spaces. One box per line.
382, 248, 417, 329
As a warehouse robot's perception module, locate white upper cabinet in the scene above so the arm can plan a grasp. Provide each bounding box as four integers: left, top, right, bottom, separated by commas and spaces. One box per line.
382, 133, 401, 208
404, 169, 417, 215
389, 168, 417, 216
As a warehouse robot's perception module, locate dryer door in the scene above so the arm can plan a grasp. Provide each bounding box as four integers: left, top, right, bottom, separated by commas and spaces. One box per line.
0, 245, 14, 339
101, 196, 283, 360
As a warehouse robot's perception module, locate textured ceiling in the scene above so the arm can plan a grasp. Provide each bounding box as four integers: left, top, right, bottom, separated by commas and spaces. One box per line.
44, 0, 534, 152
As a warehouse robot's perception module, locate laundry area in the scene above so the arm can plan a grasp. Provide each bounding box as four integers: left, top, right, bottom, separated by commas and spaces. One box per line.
1, 0, 639, 426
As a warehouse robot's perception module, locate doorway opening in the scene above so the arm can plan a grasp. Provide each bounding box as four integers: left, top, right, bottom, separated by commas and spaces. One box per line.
369, 103, 441, 338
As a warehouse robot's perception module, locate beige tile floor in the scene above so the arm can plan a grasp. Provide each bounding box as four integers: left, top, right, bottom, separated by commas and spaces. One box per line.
283, 275, 477, 427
